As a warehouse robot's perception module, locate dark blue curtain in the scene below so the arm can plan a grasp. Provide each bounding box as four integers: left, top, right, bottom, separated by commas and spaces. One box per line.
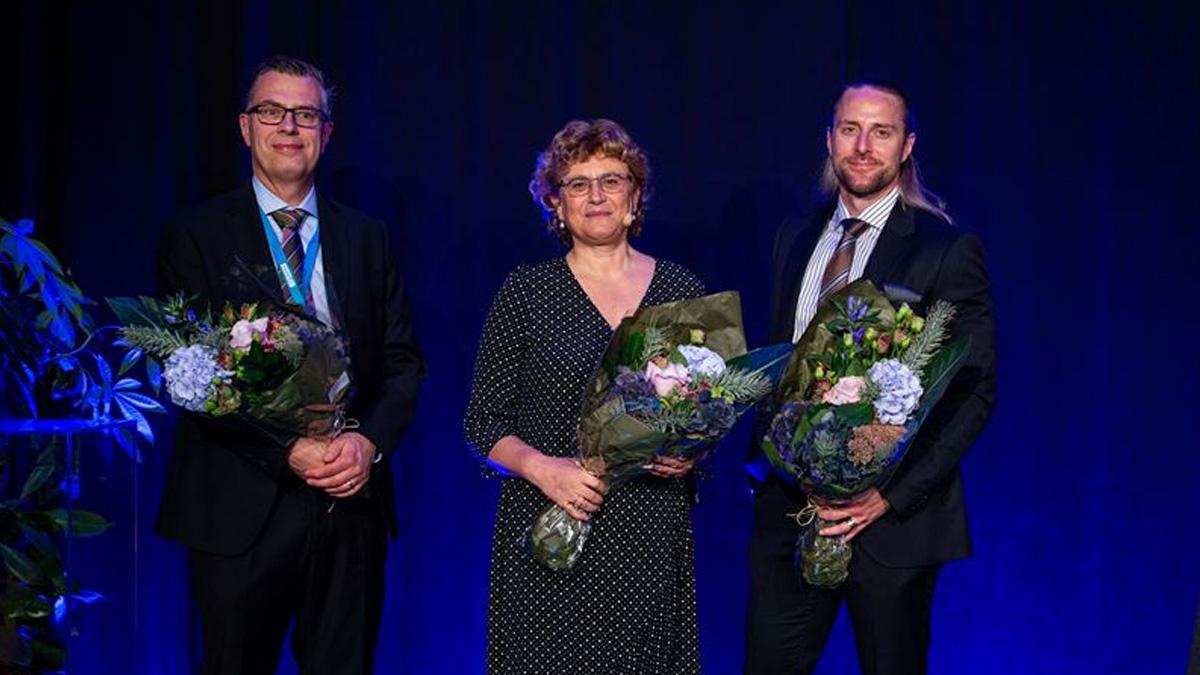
6, 2, 1198, 673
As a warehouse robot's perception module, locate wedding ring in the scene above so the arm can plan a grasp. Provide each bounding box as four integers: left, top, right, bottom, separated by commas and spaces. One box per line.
345, 478, 357, 489
847, 517, 857, 528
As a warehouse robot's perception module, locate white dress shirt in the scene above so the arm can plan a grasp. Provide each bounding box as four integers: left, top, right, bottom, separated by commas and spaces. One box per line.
792, 187, 901, 340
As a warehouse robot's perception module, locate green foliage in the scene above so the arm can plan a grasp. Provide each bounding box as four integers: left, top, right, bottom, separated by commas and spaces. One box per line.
1, 218, 150, 670
0, 218, 164, 453
636, 325, 673, 369
118, 325, 188, 358
900, 300, 955, 374
704, 367, 773, 402
833, 401, 875, 427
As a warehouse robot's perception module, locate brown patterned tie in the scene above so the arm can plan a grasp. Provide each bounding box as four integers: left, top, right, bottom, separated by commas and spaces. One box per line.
271, 208, 309, 300
817, 217, 869, 306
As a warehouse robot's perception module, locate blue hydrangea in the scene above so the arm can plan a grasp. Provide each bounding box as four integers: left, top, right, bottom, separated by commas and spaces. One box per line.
867, 359, 923, 425
766, 402, 803, 463
699, 398, 736, 434
677, 345, 727, 377
164, 344, 230, 412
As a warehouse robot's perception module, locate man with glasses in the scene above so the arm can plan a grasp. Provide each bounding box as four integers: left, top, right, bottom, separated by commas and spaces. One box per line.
157, 56, 424, 674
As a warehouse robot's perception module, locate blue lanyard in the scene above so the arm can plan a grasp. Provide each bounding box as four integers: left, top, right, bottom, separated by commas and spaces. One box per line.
259, 207, 321, 308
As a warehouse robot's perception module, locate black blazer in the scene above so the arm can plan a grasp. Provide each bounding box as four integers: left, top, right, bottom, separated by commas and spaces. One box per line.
156, 183, 425, 555
764, 200, 996, 567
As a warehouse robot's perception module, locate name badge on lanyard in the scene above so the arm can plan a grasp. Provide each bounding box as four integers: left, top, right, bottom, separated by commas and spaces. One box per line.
260, 207, 322, 309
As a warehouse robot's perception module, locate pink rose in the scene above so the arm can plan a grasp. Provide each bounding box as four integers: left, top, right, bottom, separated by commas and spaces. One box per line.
229, 317, 270, 351
645, 361, 691, 397
822, 376, 865, 405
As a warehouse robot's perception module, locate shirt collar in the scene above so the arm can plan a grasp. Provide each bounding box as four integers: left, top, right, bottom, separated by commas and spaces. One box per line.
252, 176, 319, 220
832, 186, 901, 231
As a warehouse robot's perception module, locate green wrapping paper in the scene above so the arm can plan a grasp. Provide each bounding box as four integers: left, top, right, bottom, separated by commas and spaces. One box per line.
526, 291, 792, 571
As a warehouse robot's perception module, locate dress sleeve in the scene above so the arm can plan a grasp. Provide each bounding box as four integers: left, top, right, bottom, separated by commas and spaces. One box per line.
463, 267, 531, 476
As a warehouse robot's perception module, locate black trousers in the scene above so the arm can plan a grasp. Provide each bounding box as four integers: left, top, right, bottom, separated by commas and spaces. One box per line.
189, 476, 387, 675
744, 479, 939, 675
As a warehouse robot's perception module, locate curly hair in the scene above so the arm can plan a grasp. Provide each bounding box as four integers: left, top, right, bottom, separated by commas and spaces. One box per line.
529, 119, 652, 244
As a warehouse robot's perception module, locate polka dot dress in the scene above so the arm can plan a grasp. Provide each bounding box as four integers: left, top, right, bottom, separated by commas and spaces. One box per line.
465, 257, 706, 675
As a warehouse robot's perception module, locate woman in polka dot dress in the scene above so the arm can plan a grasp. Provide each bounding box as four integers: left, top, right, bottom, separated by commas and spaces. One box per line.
465, 119, 706, 674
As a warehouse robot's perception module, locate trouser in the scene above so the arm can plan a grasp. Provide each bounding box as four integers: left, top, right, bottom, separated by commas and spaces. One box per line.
190, 477, 387, 675
744, 479, 939, 675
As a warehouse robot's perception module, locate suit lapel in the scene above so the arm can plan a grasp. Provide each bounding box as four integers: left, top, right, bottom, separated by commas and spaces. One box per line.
224, 184, 282, 302
316, 195, 351, 329
864, 201, 916, 285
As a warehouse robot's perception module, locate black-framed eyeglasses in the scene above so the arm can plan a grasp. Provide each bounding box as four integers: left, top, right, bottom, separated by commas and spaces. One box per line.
244, 104, 328, 128
559, 173, 634, 197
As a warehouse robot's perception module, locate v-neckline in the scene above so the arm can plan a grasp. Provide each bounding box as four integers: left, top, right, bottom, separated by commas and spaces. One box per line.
561, 256, 659, 332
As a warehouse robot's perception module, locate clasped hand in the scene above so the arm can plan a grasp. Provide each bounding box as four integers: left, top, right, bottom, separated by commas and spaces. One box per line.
288, 432, 376, 499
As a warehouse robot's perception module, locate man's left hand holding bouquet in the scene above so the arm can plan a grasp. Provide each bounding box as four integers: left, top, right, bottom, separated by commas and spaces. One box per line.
812, 488, 890, 542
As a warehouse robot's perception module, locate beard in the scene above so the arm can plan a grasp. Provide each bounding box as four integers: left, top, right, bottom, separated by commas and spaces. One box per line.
832, 157, 902, 198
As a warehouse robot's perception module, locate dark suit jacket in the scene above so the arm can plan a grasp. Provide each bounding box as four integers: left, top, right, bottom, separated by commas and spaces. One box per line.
156, 182, 425, 555
763, 200, 996, 567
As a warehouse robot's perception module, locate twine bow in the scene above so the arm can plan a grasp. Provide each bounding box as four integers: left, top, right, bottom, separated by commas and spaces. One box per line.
786, 497, 819, 527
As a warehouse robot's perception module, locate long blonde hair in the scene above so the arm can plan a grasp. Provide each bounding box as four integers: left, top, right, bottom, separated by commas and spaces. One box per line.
819, 82, 953, 224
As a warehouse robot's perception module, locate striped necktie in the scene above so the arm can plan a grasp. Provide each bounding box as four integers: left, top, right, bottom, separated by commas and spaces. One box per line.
817, 217, 869, 306
271, 208, 308, 301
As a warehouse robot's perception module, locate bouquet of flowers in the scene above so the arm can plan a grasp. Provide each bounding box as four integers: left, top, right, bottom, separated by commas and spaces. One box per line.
759, 279, 969, 587
527, 291, 792, 571
105, 294, 353, 443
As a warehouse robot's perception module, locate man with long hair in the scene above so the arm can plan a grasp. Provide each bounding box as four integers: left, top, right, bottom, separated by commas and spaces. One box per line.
746, 82, 996, 675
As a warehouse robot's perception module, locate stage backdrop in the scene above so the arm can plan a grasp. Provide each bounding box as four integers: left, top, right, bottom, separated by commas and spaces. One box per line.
6, 2, 1199, 673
